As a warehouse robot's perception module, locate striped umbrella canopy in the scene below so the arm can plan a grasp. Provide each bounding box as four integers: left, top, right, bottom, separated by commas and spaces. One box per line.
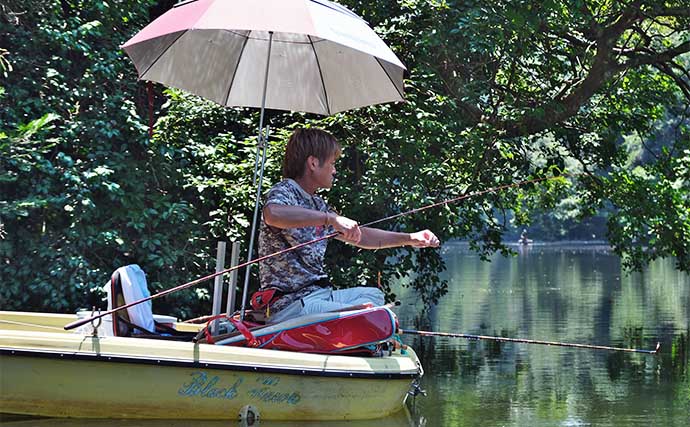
121, 0, 406, 115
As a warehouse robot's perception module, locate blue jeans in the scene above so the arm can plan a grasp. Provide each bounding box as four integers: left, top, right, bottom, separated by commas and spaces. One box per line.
268, 287, 385, 323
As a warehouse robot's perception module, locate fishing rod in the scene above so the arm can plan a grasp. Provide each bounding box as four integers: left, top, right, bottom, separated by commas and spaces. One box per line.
64, 175, 557, 331
361, 175, 555, 228
400, 329, 661, 355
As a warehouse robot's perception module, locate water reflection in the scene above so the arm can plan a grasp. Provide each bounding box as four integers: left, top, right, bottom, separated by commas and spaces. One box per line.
0, 409, 416, 427
396, 242, 689, 426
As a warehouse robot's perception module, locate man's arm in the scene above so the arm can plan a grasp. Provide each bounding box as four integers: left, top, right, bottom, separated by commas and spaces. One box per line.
263, 204, 329, 229
337, 227, 440, 249
263, 204, 362, 242
264, 204, 439, 248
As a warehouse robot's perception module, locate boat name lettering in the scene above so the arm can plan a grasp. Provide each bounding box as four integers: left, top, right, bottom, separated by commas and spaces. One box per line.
256, 376, 280, 386
248, 387, 301, 405
178, 371, 243, 400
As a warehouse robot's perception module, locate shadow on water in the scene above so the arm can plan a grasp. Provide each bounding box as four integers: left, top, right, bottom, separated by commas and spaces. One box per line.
3, 408, 418, 427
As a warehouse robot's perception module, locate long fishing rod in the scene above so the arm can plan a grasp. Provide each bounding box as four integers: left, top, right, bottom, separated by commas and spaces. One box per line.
400, 329, 661, 355
64, 175, 557, 331
361, 175, 554, 228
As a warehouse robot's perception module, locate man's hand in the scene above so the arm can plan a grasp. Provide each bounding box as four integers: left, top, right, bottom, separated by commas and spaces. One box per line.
409, 230, 440, 248
329, 213, 362, 244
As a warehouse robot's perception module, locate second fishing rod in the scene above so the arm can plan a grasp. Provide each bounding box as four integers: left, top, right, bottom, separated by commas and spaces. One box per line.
64, 175, 556, 331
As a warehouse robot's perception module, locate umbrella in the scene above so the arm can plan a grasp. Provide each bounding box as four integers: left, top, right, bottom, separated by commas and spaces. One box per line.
121, 0, 405, 114
121, 0, 406, 316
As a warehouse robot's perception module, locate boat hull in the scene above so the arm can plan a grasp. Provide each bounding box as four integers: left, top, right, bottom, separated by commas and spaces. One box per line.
0, 312, 421, 420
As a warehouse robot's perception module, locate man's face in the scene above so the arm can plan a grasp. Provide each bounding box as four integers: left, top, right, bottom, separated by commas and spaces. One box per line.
311, 153, 337, 189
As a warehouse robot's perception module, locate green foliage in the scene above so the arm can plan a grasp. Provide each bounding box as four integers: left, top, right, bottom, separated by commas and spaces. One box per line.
1, 0, 688, 317
0, 0, 210, 317
605, 136, 690, 271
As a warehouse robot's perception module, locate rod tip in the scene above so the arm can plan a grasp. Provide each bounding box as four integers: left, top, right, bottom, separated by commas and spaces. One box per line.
653, 342, 661, 354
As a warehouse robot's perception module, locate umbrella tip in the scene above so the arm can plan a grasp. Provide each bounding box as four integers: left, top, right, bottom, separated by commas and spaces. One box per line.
174, 0, 199, 8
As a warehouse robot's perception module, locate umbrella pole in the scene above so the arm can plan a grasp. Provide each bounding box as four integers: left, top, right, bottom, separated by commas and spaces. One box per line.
240, 31, 274, 320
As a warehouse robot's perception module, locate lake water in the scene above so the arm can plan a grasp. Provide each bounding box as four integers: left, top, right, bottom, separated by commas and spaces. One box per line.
2, 243, 688, 426
395, 242, 690, 427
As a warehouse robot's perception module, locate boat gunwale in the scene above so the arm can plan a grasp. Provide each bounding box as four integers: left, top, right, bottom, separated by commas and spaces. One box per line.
0, 347, 421, 379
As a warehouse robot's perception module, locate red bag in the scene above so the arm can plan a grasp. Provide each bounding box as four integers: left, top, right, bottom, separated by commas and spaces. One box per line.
215, 306, 397, 355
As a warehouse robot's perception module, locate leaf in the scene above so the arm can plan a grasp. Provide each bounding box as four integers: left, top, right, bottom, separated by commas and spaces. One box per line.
16, 113, 60, 140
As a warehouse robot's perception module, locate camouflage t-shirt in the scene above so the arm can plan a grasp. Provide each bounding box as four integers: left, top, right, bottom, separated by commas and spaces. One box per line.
258, 179, 335, 312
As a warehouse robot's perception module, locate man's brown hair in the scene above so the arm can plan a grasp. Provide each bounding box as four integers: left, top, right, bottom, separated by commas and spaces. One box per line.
282, 128, 341, 179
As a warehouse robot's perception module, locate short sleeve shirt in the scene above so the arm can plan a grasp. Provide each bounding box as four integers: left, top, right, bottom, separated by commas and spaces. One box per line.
258, 179, 335, 311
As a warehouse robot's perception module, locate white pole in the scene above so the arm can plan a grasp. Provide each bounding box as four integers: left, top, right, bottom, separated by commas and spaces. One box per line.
225, 241, 241, 315
211, 241, 227, 334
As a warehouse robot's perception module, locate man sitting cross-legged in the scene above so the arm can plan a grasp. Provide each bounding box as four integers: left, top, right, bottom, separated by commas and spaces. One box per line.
255, 128, 440, 323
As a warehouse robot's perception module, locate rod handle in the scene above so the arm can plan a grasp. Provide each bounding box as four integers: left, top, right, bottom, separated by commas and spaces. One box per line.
64, 314, 105, 331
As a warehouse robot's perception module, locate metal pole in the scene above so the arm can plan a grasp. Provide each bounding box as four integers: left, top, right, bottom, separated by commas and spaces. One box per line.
210, 241, 227, 334
226, 241, 241, 315
240, 31, 273, 320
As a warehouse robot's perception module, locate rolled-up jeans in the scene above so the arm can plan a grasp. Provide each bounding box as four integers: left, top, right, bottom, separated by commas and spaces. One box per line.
268, 287, 385, 324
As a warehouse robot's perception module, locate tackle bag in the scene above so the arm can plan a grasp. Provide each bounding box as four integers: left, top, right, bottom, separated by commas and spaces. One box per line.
208, 306, 398, 355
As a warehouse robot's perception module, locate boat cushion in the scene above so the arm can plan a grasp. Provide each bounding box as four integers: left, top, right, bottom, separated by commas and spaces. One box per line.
108, 265, 155, 335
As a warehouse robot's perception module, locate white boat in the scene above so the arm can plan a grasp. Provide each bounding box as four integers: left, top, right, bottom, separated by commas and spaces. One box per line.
0, 310, 423, 421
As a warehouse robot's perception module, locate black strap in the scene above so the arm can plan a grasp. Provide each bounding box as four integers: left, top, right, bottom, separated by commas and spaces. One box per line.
115, 314, 156, 335
311, 277, 332, 288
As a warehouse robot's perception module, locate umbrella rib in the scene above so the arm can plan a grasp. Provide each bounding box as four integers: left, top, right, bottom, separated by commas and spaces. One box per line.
139, 29, 189, 81
174, 0, 199, 8
308, 35, 330, 115
374, 57, 404, 101
224, 31, 251, 106
309, 0, 365, 22
227, 29, 317, 44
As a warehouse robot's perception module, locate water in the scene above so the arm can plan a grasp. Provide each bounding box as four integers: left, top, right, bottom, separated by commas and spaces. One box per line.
396, 242, 690, 427
2, 243, 688, 426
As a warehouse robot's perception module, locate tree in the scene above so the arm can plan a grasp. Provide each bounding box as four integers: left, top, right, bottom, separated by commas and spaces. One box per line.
1, 0, 688, 316
333, 0, 690, 273
0, 0, 215, 315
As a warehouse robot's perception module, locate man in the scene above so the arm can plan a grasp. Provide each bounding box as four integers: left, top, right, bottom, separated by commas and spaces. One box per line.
255, 128, 440, 323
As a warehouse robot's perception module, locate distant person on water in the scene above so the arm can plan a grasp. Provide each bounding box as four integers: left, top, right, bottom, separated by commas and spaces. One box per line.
254, 128, 440, 323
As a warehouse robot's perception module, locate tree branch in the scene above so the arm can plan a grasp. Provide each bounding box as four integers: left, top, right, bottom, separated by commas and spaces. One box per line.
434, 46, 485, 123
653, 62, 690, 102
651, 6, 690, 18
495, 3, 690, 138
498, 34, 619, 137
620, 41, 690, 69
604, 2, 643, 37
558, 31, 591, 48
